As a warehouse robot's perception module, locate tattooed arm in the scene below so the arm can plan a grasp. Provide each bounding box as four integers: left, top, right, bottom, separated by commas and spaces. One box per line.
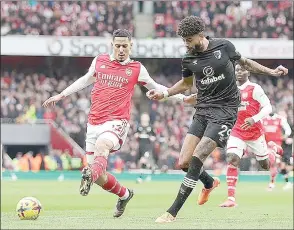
238, 57, 288, 77
225, 40, 288, 77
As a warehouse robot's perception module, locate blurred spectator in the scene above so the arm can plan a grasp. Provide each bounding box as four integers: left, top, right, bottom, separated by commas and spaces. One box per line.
1, 1, 134, 36
153, 1, 293, 39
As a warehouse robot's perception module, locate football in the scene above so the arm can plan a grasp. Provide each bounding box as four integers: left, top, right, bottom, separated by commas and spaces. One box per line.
16, 197, 42, 220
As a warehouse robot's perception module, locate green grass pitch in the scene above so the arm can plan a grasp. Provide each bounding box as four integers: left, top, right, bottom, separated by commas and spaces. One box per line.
1, 180, 293, 229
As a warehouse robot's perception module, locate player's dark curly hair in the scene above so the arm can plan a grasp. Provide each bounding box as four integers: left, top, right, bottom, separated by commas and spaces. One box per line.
177, 16, 205, 37
113, 29, 132, 40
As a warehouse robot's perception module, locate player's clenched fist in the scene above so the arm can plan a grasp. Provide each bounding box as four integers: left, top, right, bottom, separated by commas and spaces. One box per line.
42, 94, 64, 108
271, 65, 288, 77
183, 94, 197, 105
240, 117, 255, 130
146, 89, 164, 101
146, 90, 197, 105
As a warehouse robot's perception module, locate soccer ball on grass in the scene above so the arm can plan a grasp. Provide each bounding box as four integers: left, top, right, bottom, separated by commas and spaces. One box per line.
16, 197, 42, 220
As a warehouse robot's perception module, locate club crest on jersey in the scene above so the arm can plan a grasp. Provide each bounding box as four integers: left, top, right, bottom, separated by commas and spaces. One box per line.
203, 66, 215, 77
242, 92, 248, 99
213, 50, 222, 60
125, 68, 132, 76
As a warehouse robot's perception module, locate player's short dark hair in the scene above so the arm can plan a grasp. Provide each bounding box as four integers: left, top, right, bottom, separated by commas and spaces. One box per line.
112, 29, 132, 40
177, 16, 205, 37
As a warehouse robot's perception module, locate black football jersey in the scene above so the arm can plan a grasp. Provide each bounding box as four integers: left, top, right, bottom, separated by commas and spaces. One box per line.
182, 37, 241, 110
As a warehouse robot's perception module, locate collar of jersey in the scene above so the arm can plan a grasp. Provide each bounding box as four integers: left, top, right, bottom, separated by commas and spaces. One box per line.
109, 54, 131, 65
238, 80, 250, 90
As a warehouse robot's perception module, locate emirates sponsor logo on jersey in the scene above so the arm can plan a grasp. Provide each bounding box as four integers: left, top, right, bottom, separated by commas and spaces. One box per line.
96, 71, 129, 88
238, 101, 249, 111
200, 74, 225, 85
264, 125, 278, 132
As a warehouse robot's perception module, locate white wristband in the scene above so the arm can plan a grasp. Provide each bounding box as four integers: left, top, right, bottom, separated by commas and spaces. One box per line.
163, 90, 169, 98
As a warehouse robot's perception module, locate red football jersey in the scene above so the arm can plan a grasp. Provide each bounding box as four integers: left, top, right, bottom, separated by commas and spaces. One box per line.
60, 54, 186, 126
262, 115, 283, 146
88, 54, 141, 125
231, 81, 266, 140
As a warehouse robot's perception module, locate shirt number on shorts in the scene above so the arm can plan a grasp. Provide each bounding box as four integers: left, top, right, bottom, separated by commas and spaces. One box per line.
218, 125, 231, 138
112, 124, 123, 133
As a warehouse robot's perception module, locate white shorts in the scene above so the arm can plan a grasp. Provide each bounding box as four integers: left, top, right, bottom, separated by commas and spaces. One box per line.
226, 135, 268, 161
85, 119, 130, 163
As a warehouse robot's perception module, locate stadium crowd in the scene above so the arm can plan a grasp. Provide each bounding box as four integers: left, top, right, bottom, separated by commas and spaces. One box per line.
1, 1, 134, 36
154, 1, 293, 39
1, 1, 293, 40
1, 60, 293, 171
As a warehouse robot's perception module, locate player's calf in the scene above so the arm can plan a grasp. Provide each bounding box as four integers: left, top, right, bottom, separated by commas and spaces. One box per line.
226, 153, 241, 168
219, 153, 240, 206
89, 140, 112, 182
258, 148, 277, 170
267, 166, 278, 191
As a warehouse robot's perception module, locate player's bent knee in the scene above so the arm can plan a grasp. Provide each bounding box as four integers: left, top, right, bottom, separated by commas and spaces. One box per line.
94, 139, 113, 157
86, 152, 94, 165
178, 157, 190, 169
258, 159, 270, 170
227, 153, 241, 167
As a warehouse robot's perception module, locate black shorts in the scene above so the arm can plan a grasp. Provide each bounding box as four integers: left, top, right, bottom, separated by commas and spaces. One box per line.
281, 144, 293, 165
188, 107, 238, 148
282, 153, 292, 165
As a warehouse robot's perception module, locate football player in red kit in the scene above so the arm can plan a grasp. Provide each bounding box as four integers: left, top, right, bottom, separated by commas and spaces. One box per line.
43, 29, 197, 217
219, 64, 280, 207
263, 112, 292, 190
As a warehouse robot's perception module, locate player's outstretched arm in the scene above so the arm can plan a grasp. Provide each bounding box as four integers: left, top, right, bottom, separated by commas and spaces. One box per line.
43, 57, 97, 108
225, 40, 288, 77
147, 77, 194, 101
238, 57, 288, 77
138, 64, 195, 104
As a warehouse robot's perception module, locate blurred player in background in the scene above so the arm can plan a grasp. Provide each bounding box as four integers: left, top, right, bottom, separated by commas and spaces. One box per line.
262, 112, 292, 190
147, 16, 288, 222
219, 64, 283, 207
134, 113, 156, 166
43, 29, 197, 218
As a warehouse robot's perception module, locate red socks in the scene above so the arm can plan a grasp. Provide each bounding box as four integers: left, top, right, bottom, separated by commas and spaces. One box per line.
88, 156, 128, 199
268, 151, 276, 168
90, 156, 107, 182
270, 166, 278, 184
101, 172, 128, 198
226, 164, 238, 201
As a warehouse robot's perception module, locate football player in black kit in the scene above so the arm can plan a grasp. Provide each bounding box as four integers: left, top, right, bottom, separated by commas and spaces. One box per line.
147, 16, 288, 223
